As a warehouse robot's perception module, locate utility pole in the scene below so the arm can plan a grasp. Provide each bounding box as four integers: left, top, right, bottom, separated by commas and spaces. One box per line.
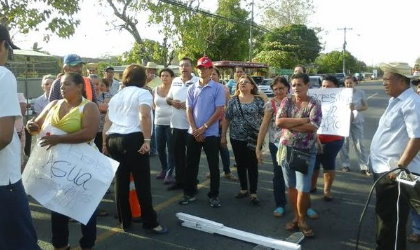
249, 0, 254, 62
338, 27, 352, 74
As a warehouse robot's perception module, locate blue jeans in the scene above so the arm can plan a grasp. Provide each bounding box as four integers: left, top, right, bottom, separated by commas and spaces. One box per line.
219, 142, 231, 174
281, 147, 316, 193
411, 209, 420, 234
155, 125, 174, 176
269, 142, 287, 207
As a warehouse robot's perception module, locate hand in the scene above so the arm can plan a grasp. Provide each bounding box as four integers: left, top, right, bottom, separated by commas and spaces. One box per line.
387, 172, 398, 181
39, 135, 61, 149
192, 126, 206, 137
102, 145, 109, 155
138, 142, 150, 155
26, 118, 40, 134
194, 134, 205, 142
172, 100, 182, 109
179, 102, 186, 110
256, 148, 263, 165
221, 136, 227, 146
350, 103, 355, 111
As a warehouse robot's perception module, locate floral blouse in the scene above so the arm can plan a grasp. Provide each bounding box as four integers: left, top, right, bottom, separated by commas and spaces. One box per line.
225, 96, 265, 141
276, 96, 322, 150
265, 98, 282, 145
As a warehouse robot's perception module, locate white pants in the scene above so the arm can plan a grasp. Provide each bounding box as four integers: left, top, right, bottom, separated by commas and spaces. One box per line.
340, 122, 369, 170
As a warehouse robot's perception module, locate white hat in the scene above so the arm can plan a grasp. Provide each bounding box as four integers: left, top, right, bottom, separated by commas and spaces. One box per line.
145, 62, 159, 69
379, 62, 413, 78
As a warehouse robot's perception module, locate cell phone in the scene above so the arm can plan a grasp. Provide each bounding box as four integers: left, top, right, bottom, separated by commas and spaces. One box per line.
285, 232, 304, 244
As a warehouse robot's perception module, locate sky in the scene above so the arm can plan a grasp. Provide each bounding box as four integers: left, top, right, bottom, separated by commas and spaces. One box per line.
12, 0, 420, 66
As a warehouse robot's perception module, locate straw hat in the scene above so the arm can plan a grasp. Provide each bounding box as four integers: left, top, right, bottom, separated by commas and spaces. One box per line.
379, 62, 413, 78
145, 62, 159, 69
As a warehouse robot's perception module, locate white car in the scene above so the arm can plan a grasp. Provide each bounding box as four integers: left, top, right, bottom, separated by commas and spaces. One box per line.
257, 79, 274, 97
309, 76, 322, 88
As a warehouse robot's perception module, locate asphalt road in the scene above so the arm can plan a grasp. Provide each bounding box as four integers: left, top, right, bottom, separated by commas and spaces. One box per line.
29, 81, 418, 250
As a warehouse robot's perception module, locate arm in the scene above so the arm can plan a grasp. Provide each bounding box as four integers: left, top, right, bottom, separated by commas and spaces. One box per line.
288, 123, 318, 133
138, 104, 152, 154
0, 117, 15, 150
26, 100, 58, 135
256, 110, 272, 163
398, 138, 420, 168
357, 98, 368, 111
102, 113, 112, 154
221, 118, 230, 145
276, 117, 309, 129
192, 106, 224, 138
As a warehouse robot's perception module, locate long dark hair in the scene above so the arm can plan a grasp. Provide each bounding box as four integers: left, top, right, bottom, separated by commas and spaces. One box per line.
63, 72, 86, 98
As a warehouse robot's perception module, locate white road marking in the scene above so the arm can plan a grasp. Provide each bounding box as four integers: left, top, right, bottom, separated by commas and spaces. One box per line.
367, 93, 378, 100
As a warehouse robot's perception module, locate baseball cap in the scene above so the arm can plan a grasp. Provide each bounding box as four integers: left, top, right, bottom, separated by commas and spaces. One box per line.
63, 54, 84, 66
196, 56, 213, 68
0, 25, 19, 49
105, 66, 114, 71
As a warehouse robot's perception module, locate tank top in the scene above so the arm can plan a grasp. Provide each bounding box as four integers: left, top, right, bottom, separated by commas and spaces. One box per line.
43, 98, 89, 133
154, 87, 172, 126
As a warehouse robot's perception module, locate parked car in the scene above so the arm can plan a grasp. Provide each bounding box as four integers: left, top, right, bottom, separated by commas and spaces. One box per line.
354, 73, 364, 81
335, 73, 346, 86
251, 76, 264, 85
309, 76, 322, 88
257, 78, 274, 97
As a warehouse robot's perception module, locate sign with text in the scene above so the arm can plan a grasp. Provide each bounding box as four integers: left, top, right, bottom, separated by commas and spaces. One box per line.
308, 88, 353, 137
22, 127, 119, 225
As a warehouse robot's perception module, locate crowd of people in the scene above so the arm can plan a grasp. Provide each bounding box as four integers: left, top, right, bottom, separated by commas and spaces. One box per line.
1, 23, 420, 250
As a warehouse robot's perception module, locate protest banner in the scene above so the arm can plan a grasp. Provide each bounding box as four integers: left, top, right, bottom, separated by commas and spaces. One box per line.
22, 126, 119, 225
308, 88, 353, 137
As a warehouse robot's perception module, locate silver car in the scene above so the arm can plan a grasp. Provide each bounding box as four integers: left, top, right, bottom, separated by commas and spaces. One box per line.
257, 79, 274, 97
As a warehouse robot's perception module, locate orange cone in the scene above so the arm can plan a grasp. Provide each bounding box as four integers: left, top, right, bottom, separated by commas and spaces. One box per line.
129, 173, 141, 218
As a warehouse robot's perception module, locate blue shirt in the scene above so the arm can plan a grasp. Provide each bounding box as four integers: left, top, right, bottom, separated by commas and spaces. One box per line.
370, 88, 420, 174
186, 80, 225, 137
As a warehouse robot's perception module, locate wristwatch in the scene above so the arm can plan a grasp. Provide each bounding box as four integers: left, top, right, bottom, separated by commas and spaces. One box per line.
203, 123, 209, 129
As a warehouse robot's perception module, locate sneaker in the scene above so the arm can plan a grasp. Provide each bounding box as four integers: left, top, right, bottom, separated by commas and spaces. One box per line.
179, 195, 196, 205
306, 208, 319, 219
209, 197, 221, 208
360, 170, 372, 176
273, 207, 285, 217
224, 173, 238, 181
342, 167, 351, 172
163, 175, 175, 184
156, 171, 165, 179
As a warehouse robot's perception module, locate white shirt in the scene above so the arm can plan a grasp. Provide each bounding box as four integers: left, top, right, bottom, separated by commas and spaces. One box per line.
370, 88, 420, 174
351, 88, 367, 124
154, 87, 172, 126
0, 66, 22, 185
109, 79, 121, 96
34, 93, 49, 115
167, 76, 199, 129
107, 86, 153, 135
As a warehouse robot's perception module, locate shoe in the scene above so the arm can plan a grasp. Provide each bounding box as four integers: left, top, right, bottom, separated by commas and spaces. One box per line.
407, 233, 420, 243
179, 195, 196, 205
306, 208, 319, 219
132, 217, 142, 223
156, 171, 165, 179
342, 167, 351, 172
235, 191, 249, 199
145, 225, 169, 234
250, 195, 260, 206
273, 207, 285, 217
224, 173, 238, 181
209, 197, 222, 208
96, 208, 109, 217
285, 221, 299, 231
163, 176, 175, 185
298, 222, 315, 238
360, 170, 372, 176
167, 183, 183, 191
121, 223, 132, 232
323, 196, 333, 202
310, 187, 317, 194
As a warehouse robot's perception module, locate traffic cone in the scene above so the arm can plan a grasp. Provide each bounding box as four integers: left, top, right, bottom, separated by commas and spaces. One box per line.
129, 173, 141, 218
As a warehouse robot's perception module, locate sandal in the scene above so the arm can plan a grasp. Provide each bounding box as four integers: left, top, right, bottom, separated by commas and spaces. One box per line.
407, 233, 420, 243
235, 191, 249, 199
285, 221, 299, 231
298, 222, 315, 238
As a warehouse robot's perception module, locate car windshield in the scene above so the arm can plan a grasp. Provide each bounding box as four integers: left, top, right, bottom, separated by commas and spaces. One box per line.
260, 79, 273, 85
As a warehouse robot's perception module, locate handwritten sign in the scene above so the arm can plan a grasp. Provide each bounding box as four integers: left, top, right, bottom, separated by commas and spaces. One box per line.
22, 126, 119, 225
308, 88, 353, 137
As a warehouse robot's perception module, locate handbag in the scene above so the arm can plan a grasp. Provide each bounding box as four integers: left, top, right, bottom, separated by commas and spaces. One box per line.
236, 96, 260, 150
287, 146, 311, 174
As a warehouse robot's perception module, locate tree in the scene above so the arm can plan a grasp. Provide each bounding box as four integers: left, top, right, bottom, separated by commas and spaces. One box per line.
314, 50, 366, 74
119, 39, 168, 65
254, 24, 320, 68
259, 0, 314, 30
0, 0, 80, 38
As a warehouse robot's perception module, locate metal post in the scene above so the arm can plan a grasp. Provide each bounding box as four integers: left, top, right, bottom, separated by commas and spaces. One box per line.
249, 0, 254, 62
338, 27, 352, 74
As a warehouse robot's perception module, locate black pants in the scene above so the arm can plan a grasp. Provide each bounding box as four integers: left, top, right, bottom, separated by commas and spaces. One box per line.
51, 211, 96, 248
231, 139, 259, 194
107, 132, 158, 229
0, 180, 40, 250
184, 135, 220, 198
172, 128, 188, 186
94, 132, 103, 152
373, 172, 410, 250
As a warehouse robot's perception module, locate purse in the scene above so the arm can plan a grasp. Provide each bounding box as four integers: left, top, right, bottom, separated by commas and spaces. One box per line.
287, 146, 311, 174
236, 96, 260, 151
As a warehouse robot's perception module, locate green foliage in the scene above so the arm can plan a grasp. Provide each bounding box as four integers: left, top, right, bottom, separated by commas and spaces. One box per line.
0, 0, 80, 38
119, 40, 168, 65
260, 0, 314, 30
314, 50, 367, 74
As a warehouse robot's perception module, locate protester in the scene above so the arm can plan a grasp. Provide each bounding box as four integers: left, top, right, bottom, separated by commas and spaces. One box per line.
339, 76, 370, 175
154, 68, 175, 184
0, 24, 40, 250
104, 66, 121, 96
34, 74, 55, 115
103, 64, 168, 234
209, 67, 237, 181
370, 62, 420, 249
293, 65, 306, 74
16, 92, 28, 169
178, 57, 225, 208
256, 76, 290, 216
49, 54, 97, 103
311, 75, 344, 201
94, 78, 112, 152
26, 72, 100, 250
145, 62, 162, 88
275, 73, 322, 237
222, 75, 265, 206
166, 57, 199, 191
226, 66, 245, 95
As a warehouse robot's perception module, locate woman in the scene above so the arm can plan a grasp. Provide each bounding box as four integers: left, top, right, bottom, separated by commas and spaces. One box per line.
256, 76, 289, 216
94, 78, 112, 151
339, 76, 369, 175
210, 67, 237, 181
311, 75, 344, 201
103, 64, 167, 234
26, 72, 100, 250
154, 68, 175, 184
276, 73, 322, 237
222, 75, 264, 205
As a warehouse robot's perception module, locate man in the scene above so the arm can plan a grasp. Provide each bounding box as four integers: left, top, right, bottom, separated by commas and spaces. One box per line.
49, 54, 97, 103
33, 74, 55, 115
179, 56, 225, 208
370, 62, 420, 249
294, 65, 306, 74
166, 57, 199, 191
145, 61, 162, 88
226, 66, 245, 94
104, 66, 120, 96
0, 24, 40, 250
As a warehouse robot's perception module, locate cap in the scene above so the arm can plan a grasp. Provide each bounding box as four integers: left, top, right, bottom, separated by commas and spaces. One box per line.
0, 25, 19, 49
196, 56, 213, 68
105, 66, 114, 71
145, 62, 159, 69
63, 54, 84, 66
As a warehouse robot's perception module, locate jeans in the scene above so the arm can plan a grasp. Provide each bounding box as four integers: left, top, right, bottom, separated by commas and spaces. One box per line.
156, 125, 175, 176
184, 135, 220, 198
269, 142, 287, 207
0, 180, 40, 250
230, 139, 259, 194
172, 128, 188, 186
51, 211, 96, 249
340, 122, 369, 170
410, 209, 420, 234
281, 147, 316, 193
150, 122, 157, 155
219, 141, 231, 174
107, 132, 159, 229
